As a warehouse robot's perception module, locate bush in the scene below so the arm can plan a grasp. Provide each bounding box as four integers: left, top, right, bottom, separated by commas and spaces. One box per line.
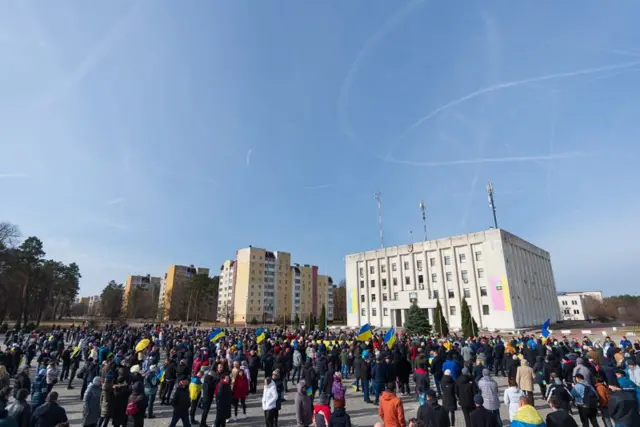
250, 317, 258, 325
25, 322, 37, 332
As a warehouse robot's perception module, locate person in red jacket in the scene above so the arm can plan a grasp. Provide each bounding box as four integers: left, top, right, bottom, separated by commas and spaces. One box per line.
231, 369, 249, 421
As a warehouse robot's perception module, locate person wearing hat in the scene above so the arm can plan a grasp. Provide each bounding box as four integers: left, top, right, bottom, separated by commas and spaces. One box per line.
416, 389, 437, 426
168, 376, 190, 427
425, 388, 449, 427
469, 394, 500, 427
31, 369, 48, 410
83, 377, 102, 427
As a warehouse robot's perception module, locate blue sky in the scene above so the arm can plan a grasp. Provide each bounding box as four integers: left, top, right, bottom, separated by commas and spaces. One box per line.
2, 1, 640, 297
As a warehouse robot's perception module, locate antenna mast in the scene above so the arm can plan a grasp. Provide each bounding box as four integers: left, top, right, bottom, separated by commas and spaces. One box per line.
419, 200, 428, 241
487, 182, 499, 229
375, 191, 384, 248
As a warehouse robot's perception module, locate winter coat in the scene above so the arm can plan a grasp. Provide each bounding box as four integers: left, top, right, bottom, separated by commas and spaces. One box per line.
100, 382, 115, 417
572, 358, 592, 385
414, 368, 430, 395
478, 376, 500, 411
430, 401, 450, 427
331, 376, 344, 400
45, 366, 58, 385
328, 408, 351, 427
113, 382, 132, 426
126, 392, 147, 427
294, 382, 313, 427
232, 376, 249, 400
396, 358, 411, 382
546, 409, 578, 427
188, 377, 202, 401
215, 382, 232, 421
83, 382, 102, 426
201, 374, 215, 403
378, 392, 405, 427
30, 374, 48, 407
441, 375, 457, 410
6, 399, 31, 427
609, 389, 640, 426
469, 405, 500, 427
14, 373, 30, 398
30, 402, 68, 427
262, 381, 278, 411
515, 360, 534, 392
503, 386, 523, 421
170, 384, 190, 413
456, 374, 477, 409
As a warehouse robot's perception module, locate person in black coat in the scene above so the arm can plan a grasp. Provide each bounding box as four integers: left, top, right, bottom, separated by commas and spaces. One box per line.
214, 376, 232, 427
352, 355, 365, 392
546, 397, 578, 427
112, 377, 131, 427
30, 392, 68, 427
329, 398, 351, 427
441, 371, 457, 426
168, 376, 190, 427
430, 350, 446, 398
426, 390, 450, 427
456, 368, 477, 427
396, 356, 412, 396
248, 351, 261, 394
199, 370, 216, 427
162, 359, 177, 405
6, 389, 31, 427
469, 394, 499, 427
302, 360, 318, 399
492, 340, 505, 377
126, 382, 147, 427
14, 367, 31, 398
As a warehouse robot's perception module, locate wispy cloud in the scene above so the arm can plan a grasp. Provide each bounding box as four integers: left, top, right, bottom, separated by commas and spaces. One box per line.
105, 197, 124, 206
383, 60, 640, 162
102, 222, 128, 231
385, 151, 587, 167
246, 149, 253, 167
0, 173, 27, 178
303, 184, 332, 190
545, 95, 557, 199
337, 0, 426, 150
34, 2, 143, 108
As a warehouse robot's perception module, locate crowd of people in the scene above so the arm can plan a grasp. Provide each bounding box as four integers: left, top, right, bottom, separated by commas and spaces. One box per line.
0, 323, 638, 427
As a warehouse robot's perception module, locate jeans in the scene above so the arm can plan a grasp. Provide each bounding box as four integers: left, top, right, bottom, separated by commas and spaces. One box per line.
169, 411, 190, 427
341, 365, 349, 379
291, 366, 301, 384
434, 376, 442, 396
144, 388, 156, 416
600, 407, 613, 427
98, 417, 110, 427
363, 379, 370, 402
578, 406, 600, 427
373, 381, 384, 404
199, 400, 212, 427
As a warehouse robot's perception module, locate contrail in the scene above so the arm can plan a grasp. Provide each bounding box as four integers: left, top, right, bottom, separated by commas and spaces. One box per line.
246, 149, 252, 167
303, 184, 332, 190
384, 151, 586, 167
337, 0, 427, 146
106, 197, 125, 206
386, 60, 640, 158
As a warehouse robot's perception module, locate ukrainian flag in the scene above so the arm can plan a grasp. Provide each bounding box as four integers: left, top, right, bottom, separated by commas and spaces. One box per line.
510, 405, 545, 427
357, 324, 372, 341
157, 367, 166, 382
71, 346, 81, 358
256, 328, 266, 344
208, 328, 225, 342
384, 328, 397, 349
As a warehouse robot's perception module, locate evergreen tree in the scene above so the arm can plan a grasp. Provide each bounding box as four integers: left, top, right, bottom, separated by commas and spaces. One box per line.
294, 313, 300, 327
404, 301, 432, 336
433, 299, 449, 336
319, 304, 327, 330
308, 313, 315, 331
461, 298, 476, 338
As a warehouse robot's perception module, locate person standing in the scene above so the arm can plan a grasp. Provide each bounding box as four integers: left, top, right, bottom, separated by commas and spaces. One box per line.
168, 376, 190, 427
99, 373, 115, 427
231, 369, 249, 421
188, 372, 202, 425
477, 369, 502, 427
199, 369, 215, 427
515, 359, 535, 405
469, 395, 499, 427
510, 395, 545, 427
31, 392, 68, 427
67, 350, 81, 390
503, 378, 523, 422
295, 381, 313, 427
30, 369, 48, 411
14, 367, 30, 399
546, 396, 578, 427
441, 370, 457, 426
262, 378, 279, 427
378, 382, 406, 427
143, 365, 158, 419
328, 398, 352, 427
608, 380, 640, 427
83, 377, 102, 427
215, 375, 232, 427
125, 382, 147, 427
571, 373, 600, 427
6, 389, 31, 427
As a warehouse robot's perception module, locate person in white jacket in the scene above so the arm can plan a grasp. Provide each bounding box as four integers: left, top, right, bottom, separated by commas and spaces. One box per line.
262, 378, 279, 427
503, 377, 523, 421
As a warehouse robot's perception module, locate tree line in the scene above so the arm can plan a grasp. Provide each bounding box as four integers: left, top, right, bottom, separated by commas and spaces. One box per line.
0, 221, 81, 328
583, 294, 640, 323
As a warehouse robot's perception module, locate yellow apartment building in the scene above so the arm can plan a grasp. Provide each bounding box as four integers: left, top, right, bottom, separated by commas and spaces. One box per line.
161, 265, 209, 321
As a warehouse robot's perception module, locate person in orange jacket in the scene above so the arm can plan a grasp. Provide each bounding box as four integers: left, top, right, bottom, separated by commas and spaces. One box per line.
378, 382, 406, 427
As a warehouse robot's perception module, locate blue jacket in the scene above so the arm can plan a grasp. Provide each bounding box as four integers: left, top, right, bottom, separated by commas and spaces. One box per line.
30, 374, 48, 406
442, 360, 460, 380
617, 376, 640, 404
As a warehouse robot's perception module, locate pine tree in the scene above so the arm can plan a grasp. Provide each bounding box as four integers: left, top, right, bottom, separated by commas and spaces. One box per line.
319, 304, 327, 331
404, 301, 432, 336
308, 313, 315, 331
294, 313, 300, 327
461, 298, 475, 338
434, 299, 449, 336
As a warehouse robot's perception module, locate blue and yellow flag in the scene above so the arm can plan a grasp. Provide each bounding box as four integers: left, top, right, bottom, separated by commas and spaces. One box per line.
384, 327, 397, 349
541, 319, 551, 338
357, 324, 372, 341
208, 328, 225, 342
71, 346, 81, 358
256, 328, 266, 344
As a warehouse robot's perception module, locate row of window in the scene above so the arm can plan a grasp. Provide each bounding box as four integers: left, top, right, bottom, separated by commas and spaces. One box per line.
560, 300, 579, 306
361, 251, 483, 277
361, 286, 489, 303
360, 268, 484, 289
563, 309, 581, 315
360, 304, 491, 317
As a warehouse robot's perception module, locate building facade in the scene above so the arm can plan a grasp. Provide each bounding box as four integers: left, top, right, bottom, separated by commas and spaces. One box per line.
88, 295, 101, 315
123, 274, 161, 314
345, 229, 561, 331
332, 287, 347, 323
557, 291, 601, 321
222, 246, 333, 325
217, 260, 236, 324
161, 265, 210, 321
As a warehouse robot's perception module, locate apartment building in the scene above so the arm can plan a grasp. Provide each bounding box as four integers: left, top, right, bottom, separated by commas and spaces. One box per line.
217, 260, 236, 323
161, 265, 210, 321
232, 247, 291, 325
557, 291, 601, 321
88, 295, 101, 315
346, 228, 561, 330
123, 274, 161, 313
223, 246, 333, 325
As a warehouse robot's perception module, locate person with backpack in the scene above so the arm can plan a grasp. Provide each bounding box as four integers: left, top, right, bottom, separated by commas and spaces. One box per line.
125, 382, 147, 427
571, 373, 600, 427
313, 393, 332, 427
594, 377, 613, 427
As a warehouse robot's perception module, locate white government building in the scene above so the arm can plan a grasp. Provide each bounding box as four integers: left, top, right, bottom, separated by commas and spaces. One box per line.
557, 290, 603, 321
345, 228, 562, 331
